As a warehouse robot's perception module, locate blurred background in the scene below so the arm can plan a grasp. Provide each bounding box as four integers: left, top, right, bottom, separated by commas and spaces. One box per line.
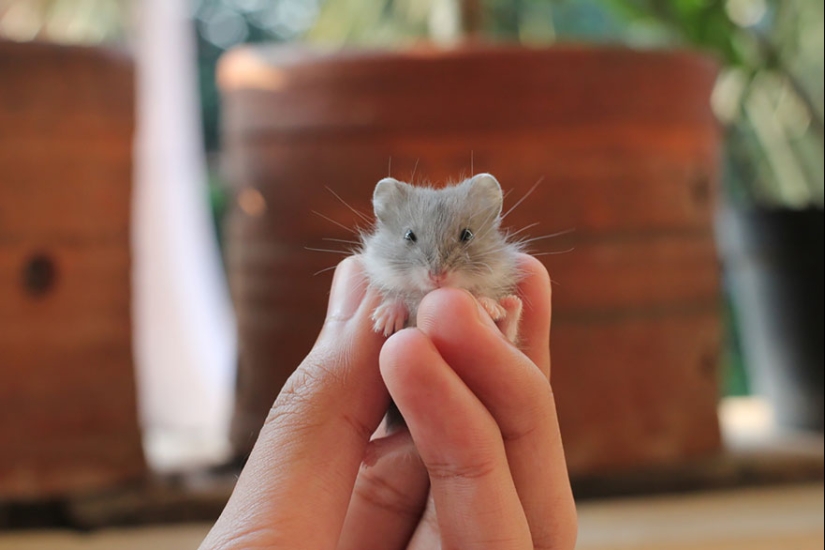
0, 0, 822, 548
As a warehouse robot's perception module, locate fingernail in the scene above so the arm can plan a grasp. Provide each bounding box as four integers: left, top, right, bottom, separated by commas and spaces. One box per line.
363, 430, 416, 468
474, 296, 499, 329
327, 257, 367, 320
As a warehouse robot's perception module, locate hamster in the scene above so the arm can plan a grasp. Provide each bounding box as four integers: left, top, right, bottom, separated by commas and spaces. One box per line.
360, 173, 524, 343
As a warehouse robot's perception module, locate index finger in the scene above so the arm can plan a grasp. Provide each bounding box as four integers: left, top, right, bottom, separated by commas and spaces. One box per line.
416, 277, 577, 550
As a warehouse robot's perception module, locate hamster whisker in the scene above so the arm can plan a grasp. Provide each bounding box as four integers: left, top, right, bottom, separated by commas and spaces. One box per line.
501, 177, 544, 221
322, 237, 362, 245
473, 262, 496, 276
410, 158, 420, 183
304, 246, 353, 256
531, 247, 576, 256
311, 210, 360, 235
313, 264, 341, 276
517, 228, 576, 245
506, 222, 541, 239
325, 186, 372, 223
481, 243, 518, 254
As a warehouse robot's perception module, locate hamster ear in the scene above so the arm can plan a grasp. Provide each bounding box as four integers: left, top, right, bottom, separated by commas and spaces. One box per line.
373, 177, 409, 222
467, 173, 503, 216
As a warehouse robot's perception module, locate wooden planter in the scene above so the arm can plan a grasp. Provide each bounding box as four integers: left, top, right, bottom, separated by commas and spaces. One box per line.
218, 45, 722, 476
0, 41, 145, 499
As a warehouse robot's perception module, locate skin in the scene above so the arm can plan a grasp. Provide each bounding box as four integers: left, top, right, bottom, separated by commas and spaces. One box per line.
200, 254, 577, 550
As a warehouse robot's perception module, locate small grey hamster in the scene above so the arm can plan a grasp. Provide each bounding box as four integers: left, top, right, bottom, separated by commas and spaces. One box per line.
360, 173, 523, 343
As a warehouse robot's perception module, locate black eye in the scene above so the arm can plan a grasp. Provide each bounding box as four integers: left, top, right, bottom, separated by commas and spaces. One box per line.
404, 229, 417, 243
460, 228, 474, 243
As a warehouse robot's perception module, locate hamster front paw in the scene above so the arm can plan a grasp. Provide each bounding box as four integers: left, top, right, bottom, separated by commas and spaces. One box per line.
498, 295, 523, 343
478, 296, 507, 322
372, 299, 408, 337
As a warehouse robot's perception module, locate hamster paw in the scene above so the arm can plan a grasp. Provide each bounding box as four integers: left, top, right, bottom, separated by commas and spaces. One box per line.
498, 295, 523, 343
372, 299, 408, 337
478, 296, 507, 322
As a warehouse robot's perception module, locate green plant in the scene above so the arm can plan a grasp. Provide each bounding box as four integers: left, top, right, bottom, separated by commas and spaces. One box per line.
605, 0, 823, 207
4, 0, 820, 207
0, 0, 127, 43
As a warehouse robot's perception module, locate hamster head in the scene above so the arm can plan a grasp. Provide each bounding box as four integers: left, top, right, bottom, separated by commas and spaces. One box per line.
361, 173, 520, 297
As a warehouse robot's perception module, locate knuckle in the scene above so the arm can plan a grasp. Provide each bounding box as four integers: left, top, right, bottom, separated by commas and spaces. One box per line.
353, 468, 425, 519
264, 352, 344, 434
264, 382, 322, 438
339, 410, 376, 443
425, 456, 498, 482
264, 348, 374, 444
500, 416, 541, 445
500, 377, 553, 444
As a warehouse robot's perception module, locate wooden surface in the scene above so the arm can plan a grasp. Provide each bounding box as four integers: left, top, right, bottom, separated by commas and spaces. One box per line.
0, 40, 144, 500
0, 405, 818, 532
0, 400, 805, 530
577, 483, 825, 550
218, 44, 723, 474
1, 484, 821, 549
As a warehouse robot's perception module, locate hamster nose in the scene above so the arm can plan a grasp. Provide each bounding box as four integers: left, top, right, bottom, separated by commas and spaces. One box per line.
428, 270, 446, 286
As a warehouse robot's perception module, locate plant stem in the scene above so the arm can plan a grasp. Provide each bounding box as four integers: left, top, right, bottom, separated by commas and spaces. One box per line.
461, 0, 482, 37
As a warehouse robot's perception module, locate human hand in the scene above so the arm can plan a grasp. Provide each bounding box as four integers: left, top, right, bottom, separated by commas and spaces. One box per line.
200, 254, 577, 549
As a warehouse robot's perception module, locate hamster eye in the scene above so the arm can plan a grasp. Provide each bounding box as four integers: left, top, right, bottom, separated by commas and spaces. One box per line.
404, 229, 417, 243
459, 228, 474, 243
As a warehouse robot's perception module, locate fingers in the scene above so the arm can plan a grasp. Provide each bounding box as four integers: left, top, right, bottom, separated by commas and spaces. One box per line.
201, 257, 389, 550
381, 329, 534, 550
345, 257, 560, 550
337, 429, 430, 550
416, 280, 577, 550
514, 253, 553, 378
406, 493, 441, 550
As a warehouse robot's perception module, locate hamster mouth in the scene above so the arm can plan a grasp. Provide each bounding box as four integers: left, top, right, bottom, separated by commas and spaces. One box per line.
426, 270, 452, 290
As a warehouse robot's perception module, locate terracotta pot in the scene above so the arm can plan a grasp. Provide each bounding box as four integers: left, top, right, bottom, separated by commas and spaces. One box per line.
0, 40, 144, 499
218, 44, 722, 476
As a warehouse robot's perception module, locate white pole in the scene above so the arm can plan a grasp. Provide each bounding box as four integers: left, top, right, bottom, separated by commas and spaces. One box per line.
132, 0, 236, 471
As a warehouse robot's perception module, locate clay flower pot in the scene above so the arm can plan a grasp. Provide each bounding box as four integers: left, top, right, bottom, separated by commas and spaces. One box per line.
218, 44, 722, 476
0, 40, 144, 500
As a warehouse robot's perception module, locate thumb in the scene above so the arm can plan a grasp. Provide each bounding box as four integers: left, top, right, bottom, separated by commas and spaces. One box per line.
202, 256, 387, 550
